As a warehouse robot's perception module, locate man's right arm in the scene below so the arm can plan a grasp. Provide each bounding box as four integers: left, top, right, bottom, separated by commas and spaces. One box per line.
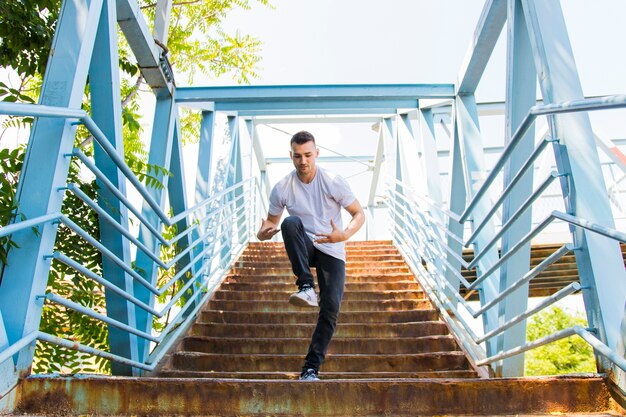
256, 213, 281, 241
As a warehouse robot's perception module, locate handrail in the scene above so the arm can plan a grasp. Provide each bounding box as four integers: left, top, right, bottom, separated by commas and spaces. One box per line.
459, 94, 626, 223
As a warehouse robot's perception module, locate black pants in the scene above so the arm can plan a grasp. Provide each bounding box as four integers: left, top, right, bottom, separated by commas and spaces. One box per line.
281, 216, 346, 373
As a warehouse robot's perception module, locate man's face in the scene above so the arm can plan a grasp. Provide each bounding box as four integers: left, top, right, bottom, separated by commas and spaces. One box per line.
290, 140, 318, 176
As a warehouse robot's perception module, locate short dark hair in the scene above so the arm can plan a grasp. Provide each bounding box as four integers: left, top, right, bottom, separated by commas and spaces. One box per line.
290, 130, 316, 146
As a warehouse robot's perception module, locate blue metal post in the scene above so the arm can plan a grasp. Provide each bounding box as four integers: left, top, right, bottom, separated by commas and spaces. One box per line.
192, 111, 215, 271
445, 111, 467, 298
495, 0, 536, 377
168, 117, 197, 313
90, 0, 138, 375
522, 0, 626, 382
0, 0, 103, 376
417, 109, 447, 286
220, 115, 240, 266
455, 94, 501, 356
133, 97, 176, 365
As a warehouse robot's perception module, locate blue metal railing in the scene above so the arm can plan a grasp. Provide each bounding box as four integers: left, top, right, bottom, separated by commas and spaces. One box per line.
0, 102, 266, 374
386, 94, 626, 377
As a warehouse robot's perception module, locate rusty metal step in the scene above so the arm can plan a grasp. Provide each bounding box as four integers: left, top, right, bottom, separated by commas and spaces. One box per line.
156, 369, 478, 379
199, 309, 440, 324
190, 322, 449, 338
230, 265, 411, 275
181, 335, 460, 354
170, 351, 472, 372
16, 375, 616, 416
206, 298, 433, 312
224, 273, 416, 284
211, 289, 426, 301
219, 281, 424, 292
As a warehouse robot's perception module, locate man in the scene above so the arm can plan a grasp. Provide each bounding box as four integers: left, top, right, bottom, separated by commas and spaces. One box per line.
256, 130, 365, 381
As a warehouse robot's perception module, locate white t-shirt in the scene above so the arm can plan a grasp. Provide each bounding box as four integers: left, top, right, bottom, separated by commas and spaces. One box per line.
268, 167, 356, 262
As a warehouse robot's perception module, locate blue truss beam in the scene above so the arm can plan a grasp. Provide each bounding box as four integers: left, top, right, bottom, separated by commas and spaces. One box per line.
457, 0, 507, 94
175, 84, 455, 103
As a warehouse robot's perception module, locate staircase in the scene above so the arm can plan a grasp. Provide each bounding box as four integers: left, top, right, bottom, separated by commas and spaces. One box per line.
158, 240, 477, 380
13, 241, 623, 416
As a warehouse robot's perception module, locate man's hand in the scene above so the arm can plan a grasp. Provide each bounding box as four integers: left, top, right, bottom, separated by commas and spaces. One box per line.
314, 219, 346, 244
257, 218, 280, 241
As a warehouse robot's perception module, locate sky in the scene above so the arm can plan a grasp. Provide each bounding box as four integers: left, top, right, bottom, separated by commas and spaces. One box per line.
171, 0, 626, 242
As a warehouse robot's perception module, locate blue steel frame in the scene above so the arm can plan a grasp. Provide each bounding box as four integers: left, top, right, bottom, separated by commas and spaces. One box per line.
0, 0, 625, 404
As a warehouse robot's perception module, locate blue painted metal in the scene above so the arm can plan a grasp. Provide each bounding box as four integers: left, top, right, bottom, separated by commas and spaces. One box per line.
455, 94, 501, 356
175, 84, 455, 103
214, 99, 419, 113
496, 0, 536, 377
522, 0, 626, 381
457, 0, 507, 94
0, 0, 103, 379
167, 118, 197, 315
90, 0, 138, 375
133, 97, 176, 365
443, 111, 467, 300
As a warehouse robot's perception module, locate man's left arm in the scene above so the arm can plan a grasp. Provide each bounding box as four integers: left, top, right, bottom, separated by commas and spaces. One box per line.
314, 199, 365, 244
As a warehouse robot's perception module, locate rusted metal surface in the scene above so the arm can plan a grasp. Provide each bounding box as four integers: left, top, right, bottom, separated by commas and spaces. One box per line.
16, 375, 619, 416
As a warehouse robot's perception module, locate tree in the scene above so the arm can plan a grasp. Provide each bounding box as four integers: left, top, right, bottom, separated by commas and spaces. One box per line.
1, 0, 269, 374
525, 306, 596, 376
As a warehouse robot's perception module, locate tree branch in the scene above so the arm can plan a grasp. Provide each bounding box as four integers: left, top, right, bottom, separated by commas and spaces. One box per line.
121, 73, 144, 108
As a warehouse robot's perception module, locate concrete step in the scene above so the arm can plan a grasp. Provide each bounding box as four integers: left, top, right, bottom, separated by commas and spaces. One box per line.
206, 298, 433, 312
237, 253, 405, 262
170, 351, 472, 372
181, 335, 460, 354
199, 309, 440, 324
190, 321, 449, 338
15, 375, 618, 416
211, 289, 426, 301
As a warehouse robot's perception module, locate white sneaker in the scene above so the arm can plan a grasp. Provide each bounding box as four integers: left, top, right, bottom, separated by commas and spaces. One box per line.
289, 286, 318, 307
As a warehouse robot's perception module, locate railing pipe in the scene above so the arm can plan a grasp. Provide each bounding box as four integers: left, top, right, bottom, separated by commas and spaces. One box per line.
0, 331, 38, 366
476, 282, 581, 344
169, 178, 254, 225
393, 230, 481, 343
52, 252, 161, 316
459, 94, 626, 223
472, 244, 573, 317
388, 218, 475, 312
59, 215, 159, 294
44, 293, 159, 342
477, 325, 626, 372
387, 177, 461, 222
79, 118, 172, 226
386, 185, 468, 266
68, 184, 167, 268
73, 149, 169, 246
464, 139, 554, 245
467, 172, 560, 267
36, 331, 154, 371
0, 212, 62, 238
552, 211, 626, 243
466, 215, 554, 290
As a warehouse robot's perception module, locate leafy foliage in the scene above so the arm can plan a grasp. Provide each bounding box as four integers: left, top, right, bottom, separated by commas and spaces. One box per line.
1, 0, 268, 375
525, 306, 596, 376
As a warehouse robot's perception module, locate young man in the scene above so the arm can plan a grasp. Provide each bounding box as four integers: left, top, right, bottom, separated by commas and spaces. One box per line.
256, 130, 365, 381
